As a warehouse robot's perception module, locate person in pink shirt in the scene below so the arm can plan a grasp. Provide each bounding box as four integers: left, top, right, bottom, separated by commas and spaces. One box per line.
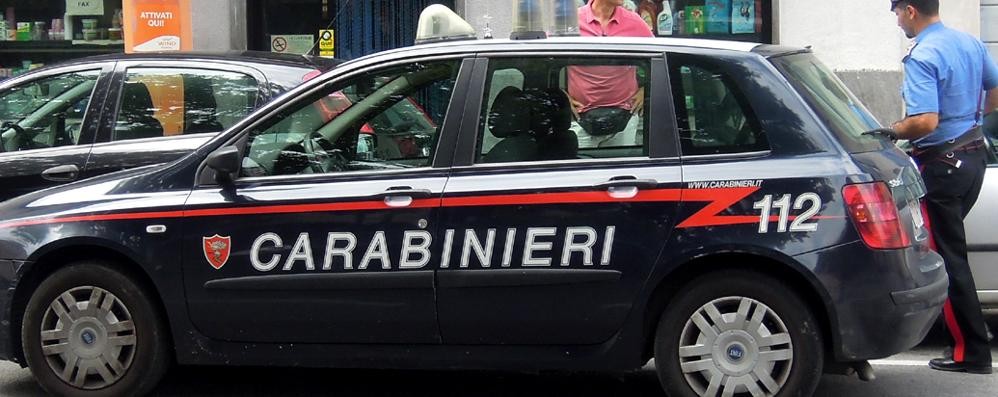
568, 0, 653, 146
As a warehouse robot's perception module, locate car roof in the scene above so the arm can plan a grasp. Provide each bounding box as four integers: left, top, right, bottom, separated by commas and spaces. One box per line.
46, 50, 342, 71
342, 36, 774, 67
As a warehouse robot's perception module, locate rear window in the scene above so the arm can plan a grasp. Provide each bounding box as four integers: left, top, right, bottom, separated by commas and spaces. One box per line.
770, 53, 883, 153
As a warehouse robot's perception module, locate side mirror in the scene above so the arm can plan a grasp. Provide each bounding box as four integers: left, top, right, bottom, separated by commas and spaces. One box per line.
206, 146, 241, 185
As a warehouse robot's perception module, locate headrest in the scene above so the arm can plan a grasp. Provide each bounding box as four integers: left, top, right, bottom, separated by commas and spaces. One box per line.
488, 86, 529, 138
121, 82, 155, 111
523, 88, 572, 137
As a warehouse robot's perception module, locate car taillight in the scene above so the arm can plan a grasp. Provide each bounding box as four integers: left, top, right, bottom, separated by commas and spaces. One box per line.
842, 182, 911, 249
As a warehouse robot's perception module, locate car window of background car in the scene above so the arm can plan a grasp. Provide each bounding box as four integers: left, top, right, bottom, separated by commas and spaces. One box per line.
668, 55, 768, 156
112, 68, 259, 141
240, 60, 460, 177
771, 53, 883, 154
476, 57, 650, 164
0, 70, 100, 152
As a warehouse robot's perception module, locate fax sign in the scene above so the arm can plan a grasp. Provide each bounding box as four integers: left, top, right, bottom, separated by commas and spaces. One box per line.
66, 0, 104, 15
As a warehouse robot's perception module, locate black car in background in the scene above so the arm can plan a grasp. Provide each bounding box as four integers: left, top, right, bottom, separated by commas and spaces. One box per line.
0, 52, 339, 201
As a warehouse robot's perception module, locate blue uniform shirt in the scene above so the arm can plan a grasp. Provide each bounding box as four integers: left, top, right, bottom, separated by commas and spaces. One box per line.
903, 22, 998, 148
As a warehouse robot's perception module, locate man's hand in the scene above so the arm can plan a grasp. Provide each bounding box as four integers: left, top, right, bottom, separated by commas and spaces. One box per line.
566, 91, 583, 119
631, 87, 645, 115
891, 112, 939, 141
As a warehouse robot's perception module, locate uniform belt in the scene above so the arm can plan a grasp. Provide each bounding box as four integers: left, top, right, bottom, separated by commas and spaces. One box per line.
911, 127, 985, 163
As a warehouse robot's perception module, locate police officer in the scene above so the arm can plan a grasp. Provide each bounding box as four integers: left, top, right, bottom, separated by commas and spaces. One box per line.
888, 0, 998, 374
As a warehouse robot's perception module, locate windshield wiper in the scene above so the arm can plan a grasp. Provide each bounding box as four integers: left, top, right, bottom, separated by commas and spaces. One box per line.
860, 128, 898, 141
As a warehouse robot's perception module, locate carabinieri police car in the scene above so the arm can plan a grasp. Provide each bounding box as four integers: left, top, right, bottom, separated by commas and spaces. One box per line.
0, 5, 947, 397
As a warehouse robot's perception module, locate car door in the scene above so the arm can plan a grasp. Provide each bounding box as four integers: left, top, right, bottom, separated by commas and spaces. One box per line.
435, 53, 682, 345
966, 128, 998, 308
0, 63, 113, 201
181, 57, 469, 344
83, 61, 268, 180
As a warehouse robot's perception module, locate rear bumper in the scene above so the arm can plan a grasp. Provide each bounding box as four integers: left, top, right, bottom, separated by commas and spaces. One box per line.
891, 275, 948, 306
795, 242, 947, 361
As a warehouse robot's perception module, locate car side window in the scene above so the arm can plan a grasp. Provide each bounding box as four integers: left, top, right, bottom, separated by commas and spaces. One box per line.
112, 68, 259, 141
240, 60, 460, 178
668, 55, 768, 156
476, 57, 650, 164
0, 70, 100, 152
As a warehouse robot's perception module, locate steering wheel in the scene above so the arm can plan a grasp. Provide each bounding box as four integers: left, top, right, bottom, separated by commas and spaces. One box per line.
0, 121, 29, 152
305, 131, 350, 173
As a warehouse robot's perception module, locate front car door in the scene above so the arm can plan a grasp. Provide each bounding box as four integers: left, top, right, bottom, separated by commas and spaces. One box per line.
435, 52, 682, 345
181, 57, 469, 344
0, 63, 113, 201
84, 61, 268, 180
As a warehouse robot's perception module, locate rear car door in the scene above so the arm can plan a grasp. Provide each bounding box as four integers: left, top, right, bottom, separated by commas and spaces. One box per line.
0, 63, 112, 200
182, 57, 468, 344
435, 53, 681, 345
84, 61, 267, 180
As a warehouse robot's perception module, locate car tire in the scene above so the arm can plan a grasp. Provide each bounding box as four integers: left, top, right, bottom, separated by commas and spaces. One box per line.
654, 270, 823, 397
21, 261, 170, 397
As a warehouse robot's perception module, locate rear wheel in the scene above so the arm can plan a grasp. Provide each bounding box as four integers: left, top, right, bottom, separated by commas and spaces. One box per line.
654, 271, 823, 397
21, 261, 170, 397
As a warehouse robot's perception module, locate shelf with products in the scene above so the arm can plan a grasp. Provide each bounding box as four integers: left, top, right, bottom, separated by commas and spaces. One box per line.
0, 1, 125, 79
627, 0, 772, 43
0, 39, 123, 53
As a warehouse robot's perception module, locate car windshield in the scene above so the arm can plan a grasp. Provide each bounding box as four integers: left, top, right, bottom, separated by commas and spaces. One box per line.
770, 53, 885, 153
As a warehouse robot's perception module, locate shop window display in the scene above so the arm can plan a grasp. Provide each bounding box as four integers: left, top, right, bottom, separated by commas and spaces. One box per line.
626, 0, 770, 43
0, 1, 124, 80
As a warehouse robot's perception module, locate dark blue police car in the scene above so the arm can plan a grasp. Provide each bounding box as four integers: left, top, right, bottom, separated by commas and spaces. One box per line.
0, 7, 947, 397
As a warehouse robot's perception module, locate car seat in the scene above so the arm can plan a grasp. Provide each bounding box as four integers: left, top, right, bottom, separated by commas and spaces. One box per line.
483, 86, 538, 163
114, 82, 164, 140
526, 88, 578, 161
183, 76, 225, 134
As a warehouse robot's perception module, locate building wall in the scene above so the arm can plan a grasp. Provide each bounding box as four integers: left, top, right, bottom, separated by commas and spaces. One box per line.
190, 0, 247, 51
776, 0, 981, 124
455, 0, 514, 41
985, 0, 998, 64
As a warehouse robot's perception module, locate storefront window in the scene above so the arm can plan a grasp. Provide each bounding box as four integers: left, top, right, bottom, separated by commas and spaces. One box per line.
0, 0, 125, 80
632, 0, 771, 43
248, 0, 455, 60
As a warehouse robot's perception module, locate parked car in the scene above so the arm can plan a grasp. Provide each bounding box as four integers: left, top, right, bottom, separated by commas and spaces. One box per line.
966, 112, 998, 308
0, 13, 946, 397
0, 51, 339, 201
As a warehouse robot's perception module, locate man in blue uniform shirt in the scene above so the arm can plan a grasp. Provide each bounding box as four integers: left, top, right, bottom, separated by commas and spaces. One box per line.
889, 0, 998, 374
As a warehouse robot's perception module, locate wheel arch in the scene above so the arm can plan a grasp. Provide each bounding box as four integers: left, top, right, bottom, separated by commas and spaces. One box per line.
10, 238, 174, 364
639, 247, 838, 364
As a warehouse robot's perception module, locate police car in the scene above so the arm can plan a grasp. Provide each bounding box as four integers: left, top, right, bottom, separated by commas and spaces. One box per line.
0, 5, 947, 397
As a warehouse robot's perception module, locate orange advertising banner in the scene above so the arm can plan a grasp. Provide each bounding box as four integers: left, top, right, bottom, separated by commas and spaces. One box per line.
122, 0, 192, 53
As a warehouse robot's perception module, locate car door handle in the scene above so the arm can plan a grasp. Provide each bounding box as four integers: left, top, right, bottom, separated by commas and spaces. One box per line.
594, 177, 658, 199
41, 164, 80, 182
376, 186, 434, 207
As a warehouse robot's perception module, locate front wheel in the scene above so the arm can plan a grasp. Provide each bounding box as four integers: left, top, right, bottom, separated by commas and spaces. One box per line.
654, 270, 823, 397
21, 261, 170, 397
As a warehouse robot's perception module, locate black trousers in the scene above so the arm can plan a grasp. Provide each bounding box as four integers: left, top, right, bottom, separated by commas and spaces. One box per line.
920, 147, 991, 365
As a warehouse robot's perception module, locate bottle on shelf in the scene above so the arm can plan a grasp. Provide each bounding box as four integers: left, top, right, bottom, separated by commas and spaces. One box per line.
657, 0, 673, 36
